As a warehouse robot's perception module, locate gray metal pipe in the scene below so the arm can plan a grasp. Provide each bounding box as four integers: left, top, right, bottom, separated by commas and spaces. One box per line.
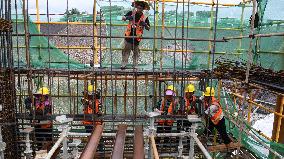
46, 128, 69, 159
226, 115, 284, 159
192, 135, 213, 159
79, 125, 104, 159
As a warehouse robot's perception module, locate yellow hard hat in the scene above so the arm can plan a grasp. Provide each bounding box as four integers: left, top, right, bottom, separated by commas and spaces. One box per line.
87, 84, 96, 93
167, 85, 176, 93
203, 87, 215, 96
184, 84, 195, 93
36, 87, 49, 95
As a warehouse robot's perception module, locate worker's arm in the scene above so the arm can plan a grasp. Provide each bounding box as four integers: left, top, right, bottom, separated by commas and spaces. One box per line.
122, 11, 133, 21
139, 17, 150, 30
204, 105, 219, 117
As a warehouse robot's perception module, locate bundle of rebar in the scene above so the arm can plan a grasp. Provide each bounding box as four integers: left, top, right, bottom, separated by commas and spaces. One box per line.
0, 18, 13, 32
213, 58, 284, 93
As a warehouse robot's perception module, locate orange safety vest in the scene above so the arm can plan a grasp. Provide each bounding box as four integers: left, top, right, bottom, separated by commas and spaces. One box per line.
36, 103, 52, 129
204, 97, 223, 125
83, 99, 102, 125
124, 11, 145, 42
184, 96, 196, 114
158, 100, 175, 126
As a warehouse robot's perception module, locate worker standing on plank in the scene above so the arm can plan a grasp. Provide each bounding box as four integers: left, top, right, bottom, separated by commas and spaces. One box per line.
155, 85, 179, 145
121, 0, 150, 69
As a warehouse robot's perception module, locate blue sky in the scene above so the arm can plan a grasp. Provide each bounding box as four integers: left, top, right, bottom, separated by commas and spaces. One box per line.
14, 0, 284, 21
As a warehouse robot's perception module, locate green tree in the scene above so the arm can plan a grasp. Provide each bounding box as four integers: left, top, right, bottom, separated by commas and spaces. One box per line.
61, 8, 81, 22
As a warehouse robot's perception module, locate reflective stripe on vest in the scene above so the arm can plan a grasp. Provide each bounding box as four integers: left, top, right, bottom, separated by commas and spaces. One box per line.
83, 99, 102, 125
158, 100, 174, 126
210, 101, 223, 125
185, 96, 196, 114
36, 102, 52, 128
124, 11, 145, 42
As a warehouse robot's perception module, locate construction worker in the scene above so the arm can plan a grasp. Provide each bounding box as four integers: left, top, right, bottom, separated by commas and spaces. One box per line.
121, 0, 150, 69
155, 85, 179, 145
82, 84, 103, 133
177, 84, 197, 132
25, 87, 52, 150
201, 87, 232, 146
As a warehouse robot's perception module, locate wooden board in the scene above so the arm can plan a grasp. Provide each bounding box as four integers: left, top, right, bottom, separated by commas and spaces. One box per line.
207, 142, 241, 152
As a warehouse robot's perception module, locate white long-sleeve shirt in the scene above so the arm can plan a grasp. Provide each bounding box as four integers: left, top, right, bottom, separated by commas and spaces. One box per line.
205, 104, 224, 119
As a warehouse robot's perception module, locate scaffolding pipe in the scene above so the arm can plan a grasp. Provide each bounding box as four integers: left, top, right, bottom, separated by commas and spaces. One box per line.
79, 125, 104, 159
226, 114, 284, 159
273, 95, 284, 143
231, 92, 284, 118
35, 0, 40, 31
192, 135, 212, 159
224, 32, 284, 40
13, 33, 226, 42
45, 127, 70, 159
27, 21, 242, 30
150, 136, 159, 159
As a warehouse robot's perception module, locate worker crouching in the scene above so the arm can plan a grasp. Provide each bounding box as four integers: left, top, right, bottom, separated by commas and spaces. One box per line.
155, 85, 179, 147
202, 87, 232, 146
178, 84, 197, 132
82, 84, 103, 133
25, 87, 53, 150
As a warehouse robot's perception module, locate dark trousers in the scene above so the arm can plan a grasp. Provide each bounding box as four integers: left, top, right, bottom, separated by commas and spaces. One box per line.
207, 118, 231, 144
35, 125, 52, 150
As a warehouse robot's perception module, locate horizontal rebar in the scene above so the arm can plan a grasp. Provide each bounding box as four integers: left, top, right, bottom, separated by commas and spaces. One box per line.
13, 33, 227, 42
223, 32, 284, 40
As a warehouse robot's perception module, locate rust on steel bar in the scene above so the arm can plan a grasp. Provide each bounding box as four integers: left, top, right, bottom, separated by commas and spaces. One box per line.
13, 33, 227, 42
79, 125, 104, 159
14, 68, 203, 74
133, 125, 144, 159
112, 124, 128, 159
223, 32, 284, 40
77, 76, 199, 81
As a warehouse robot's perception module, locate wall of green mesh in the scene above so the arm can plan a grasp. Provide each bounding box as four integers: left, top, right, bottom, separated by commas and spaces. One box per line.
13, 20, 86, 69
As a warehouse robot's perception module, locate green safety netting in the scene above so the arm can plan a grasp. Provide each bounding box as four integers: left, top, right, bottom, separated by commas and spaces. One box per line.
12, 19, 86, 69
12, 0, 284, 70
219, 90, 284, 159
11, 0, 284, 158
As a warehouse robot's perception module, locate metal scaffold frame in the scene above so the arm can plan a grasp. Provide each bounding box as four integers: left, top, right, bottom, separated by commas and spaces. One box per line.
0, 0, 283, 158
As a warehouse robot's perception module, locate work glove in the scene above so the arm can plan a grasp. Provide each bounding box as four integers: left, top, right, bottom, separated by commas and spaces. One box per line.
139, 21, 147, 27
125, 15, 133, 21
